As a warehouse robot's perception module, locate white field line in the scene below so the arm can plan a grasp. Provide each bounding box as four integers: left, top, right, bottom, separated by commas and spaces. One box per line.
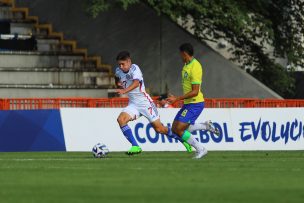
0, 158, 188, 161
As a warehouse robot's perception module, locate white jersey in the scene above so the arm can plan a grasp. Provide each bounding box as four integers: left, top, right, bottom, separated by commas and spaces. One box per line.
115, 64, 153, 105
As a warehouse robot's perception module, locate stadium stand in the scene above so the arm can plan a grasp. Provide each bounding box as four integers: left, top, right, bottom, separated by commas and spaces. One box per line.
0, 0, 115, 98
15, 0, 285, 99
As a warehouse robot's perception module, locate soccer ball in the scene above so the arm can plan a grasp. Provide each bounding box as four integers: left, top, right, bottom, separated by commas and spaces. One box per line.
92, 143, 109, 158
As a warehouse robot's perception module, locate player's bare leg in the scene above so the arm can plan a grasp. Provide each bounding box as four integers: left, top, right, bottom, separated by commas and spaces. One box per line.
117, 112, 142, 155
150, 119, 192, 152
172, 120, 207, 159
150, 119, 168, 134
117, 112, 133, 127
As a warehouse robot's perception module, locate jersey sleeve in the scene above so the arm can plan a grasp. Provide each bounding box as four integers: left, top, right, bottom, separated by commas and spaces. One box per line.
114, 68, 120, 79
132, 65, 143, 81
191, 63, 202, 85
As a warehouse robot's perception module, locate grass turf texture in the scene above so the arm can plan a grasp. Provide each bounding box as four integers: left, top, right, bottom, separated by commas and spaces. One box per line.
0, 151, 303, 203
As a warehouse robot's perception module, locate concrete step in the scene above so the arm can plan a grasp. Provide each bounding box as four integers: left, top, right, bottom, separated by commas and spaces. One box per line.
0, 70, 113, 85
10, 22, 34, 35
0, 84, 115, 89
36, 38, 59, 52
0, 52, 96, 69
0, 6, 12, 20
0, 52, 58, 68
0, 6, 37, 23
36, 38, 81, 53
0, 86, 114, 98
0, 67, 97, 72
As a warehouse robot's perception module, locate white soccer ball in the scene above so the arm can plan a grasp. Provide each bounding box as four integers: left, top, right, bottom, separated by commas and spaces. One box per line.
92, 143, 109, 158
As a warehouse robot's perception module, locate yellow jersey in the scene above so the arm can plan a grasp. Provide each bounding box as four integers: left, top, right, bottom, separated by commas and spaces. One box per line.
181, 58, 204, 104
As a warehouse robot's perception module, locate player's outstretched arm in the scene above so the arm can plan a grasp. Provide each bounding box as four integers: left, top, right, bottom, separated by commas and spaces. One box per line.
167, 84, 200, 104
116, 80, 140, 95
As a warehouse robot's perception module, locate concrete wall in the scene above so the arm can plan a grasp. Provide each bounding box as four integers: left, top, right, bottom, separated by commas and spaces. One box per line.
0, 71, 83, 85
0, 54, 58, 68
0, 54, 84, 68
0, 70, 113, 86
16, 0, 281, 98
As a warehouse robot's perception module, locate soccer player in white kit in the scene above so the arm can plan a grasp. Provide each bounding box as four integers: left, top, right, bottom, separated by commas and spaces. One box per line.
115, 51, 192, 155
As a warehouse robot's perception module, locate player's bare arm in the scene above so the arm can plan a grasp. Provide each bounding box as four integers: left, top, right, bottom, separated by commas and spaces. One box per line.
115, 76, 123, 88
116, 80, 140, 95
167, 84, 200, 104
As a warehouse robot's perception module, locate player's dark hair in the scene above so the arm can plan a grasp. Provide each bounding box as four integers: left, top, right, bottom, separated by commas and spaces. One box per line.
116, 51, 131, 61
179, 43, 194, 56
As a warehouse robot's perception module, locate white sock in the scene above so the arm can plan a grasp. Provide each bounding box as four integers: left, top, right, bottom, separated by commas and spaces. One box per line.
187, 136, 203, 151
188, 122, 208, 133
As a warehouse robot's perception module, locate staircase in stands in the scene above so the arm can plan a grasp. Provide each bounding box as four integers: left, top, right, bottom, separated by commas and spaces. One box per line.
0, 0, 115, 98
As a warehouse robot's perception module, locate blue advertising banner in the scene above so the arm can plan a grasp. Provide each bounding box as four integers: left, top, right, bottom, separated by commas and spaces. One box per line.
0, 110, 66, 152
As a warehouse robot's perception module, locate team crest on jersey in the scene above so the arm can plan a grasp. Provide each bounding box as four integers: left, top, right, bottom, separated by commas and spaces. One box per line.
184, 72, 189, 79
126, 74, 132, 80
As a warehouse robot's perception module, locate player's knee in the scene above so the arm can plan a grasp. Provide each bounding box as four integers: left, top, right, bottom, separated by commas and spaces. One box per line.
172, 128, 183, 136
154, 126, 165, 134
117, 116, 127, 126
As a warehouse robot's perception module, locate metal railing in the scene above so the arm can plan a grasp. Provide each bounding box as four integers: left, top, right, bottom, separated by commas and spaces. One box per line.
1, 98, 304, 110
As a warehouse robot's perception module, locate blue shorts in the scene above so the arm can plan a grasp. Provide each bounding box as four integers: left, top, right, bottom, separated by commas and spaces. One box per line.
174, 102, 204, 125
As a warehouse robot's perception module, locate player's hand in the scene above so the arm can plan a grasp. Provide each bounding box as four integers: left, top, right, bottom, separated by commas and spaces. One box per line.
116, 82, 124, 88
166, 94, 178, 104
116, 89, 126, 95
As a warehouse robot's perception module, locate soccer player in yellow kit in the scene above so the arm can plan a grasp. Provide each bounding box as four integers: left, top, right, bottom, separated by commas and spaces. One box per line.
167, 43, 217, 159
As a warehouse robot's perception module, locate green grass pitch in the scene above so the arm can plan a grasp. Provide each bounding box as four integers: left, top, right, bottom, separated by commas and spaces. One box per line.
0, 151, 303, 203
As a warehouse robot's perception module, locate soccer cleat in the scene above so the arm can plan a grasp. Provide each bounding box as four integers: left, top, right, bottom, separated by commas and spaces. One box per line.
126, 146, 142, 155
183, 142, 192, 153
193, 147, 208, 159
206, 120, 220, 136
